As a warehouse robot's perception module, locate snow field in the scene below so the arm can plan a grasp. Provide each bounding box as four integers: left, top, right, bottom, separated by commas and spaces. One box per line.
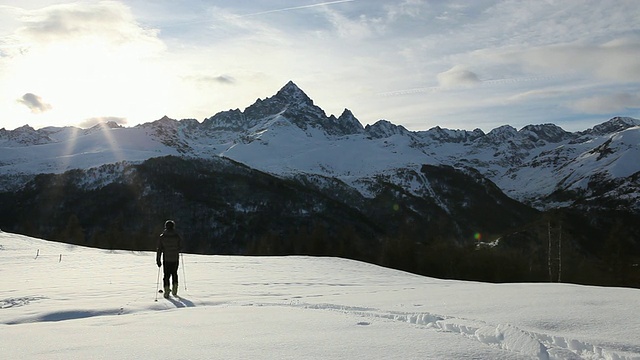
1, 232, 640, 359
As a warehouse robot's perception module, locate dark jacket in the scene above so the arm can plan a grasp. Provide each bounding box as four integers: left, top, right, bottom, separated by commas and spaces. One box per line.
157, 229, 182, 264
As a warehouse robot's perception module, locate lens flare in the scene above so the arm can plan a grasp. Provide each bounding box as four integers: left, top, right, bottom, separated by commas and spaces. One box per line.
474, 232, 482, 241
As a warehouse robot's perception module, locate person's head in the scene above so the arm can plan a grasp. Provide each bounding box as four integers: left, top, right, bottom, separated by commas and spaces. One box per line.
164, 220, 175, 230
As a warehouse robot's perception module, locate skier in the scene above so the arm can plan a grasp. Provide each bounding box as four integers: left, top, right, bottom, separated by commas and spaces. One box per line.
156, 220, 182, 298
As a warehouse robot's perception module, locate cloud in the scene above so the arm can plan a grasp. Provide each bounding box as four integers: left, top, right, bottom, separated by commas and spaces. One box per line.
508, 89, 566, 102
436, 65, 481, 88
320, 7, 375, 39
495, 36, 640, 82
16, 1, 161, 48
384, 0, 425, 21
17, 93, 52, 113
200, 74, 237, 85
1, 2, 171, 129
568, 92, 640, 114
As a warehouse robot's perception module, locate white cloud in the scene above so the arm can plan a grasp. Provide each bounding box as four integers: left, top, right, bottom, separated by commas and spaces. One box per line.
384, 0, 425, 21
320, 7, 375, 40
492, 36, 640, 82
17, 1, 160, 46
568, 92, 640, 114
436, 65, 481, 88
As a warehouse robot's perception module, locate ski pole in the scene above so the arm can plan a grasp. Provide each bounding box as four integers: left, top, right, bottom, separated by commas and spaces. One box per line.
155, 266, 161, 302
181, 253, 187, 291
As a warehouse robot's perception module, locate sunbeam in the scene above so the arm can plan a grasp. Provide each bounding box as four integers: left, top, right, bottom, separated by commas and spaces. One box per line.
58, 126, 81, 172
97, 122, 125, 166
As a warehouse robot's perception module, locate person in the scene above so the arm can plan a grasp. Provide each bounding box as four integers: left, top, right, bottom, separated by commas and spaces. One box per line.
156, 220, 182, 298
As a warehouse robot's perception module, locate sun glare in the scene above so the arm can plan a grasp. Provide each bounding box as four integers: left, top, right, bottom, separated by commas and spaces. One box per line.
60, 125, 80, 171
7, 35, 175, 128
97, 121, 125, 164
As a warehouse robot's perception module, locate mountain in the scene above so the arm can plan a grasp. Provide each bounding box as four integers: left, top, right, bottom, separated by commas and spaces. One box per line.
2, 83, 638, 212
1, 82, 639, 286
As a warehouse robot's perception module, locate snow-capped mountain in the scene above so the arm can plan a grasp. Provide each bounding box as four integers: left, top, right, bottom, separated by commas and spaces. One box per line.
2, 81, 639, 213
2, 81, 639, 286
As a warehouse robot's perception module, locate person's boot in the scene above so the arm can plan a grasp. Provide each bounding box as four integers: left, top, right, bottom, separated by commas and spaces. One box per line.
163, 285, 170, 298
172, 283, 179, 297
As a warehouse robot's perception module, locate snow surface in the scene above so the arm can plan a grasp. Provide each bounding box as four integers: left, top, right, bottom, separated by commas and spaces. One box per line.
0, 126, 178, 176
2, 231, 639, 360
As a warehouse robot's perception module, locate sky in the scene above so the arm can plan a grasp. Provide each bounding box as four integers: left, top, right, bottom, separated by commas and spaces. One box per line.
0, 0, 639, 132
2, 232, 640, 359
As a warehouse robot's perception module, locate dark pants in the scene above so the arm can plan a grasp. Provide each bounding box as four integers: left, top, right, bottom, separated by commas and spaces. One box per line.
163, 261, 179, 287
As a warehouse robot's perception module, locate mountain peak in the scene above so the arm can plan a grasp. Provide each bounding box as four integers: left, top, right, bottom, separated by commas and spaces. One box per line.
321, 108, 364, 136
585, 116, 640, 136
282, 80, 300, 91
365, 120, 410, 138
0, 124, 52, 146
274, 81, 313, 106
154, 115, 181, 124
519, 123, 572, 143
89, 121, 122, 130
242, 81, 328, 134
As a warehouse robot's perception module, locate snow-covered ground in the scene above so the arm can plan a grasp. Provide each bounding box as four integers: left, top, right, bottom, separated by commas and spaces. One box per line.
1, 231, 639, 360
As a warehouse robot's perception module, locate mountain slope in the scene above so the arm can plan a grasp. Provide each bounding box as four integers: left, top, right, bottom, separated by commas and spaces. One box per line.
0, 155, 536, 259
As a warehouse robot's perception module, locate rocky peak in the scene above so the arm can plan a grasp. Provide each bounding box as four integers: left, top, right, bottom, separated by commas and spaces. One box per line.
87, 121, 123, 132
139, 116, 193, 154
0, 124, 53, 146
583, 117, 640, 136
488, 125, 518, 138
365, 120, 410, 139
105, 121, 123, 129
196, 82, 334, 135
274, 81, 314, 106
244, 81, 324, 122
202, 109, 246, 130
518, 124, 573, 144
242, 81, 333, 136
14, 124, 36, 132
419, 126, 485, 143
322, 109, 364, 136
475, 125, 518, 147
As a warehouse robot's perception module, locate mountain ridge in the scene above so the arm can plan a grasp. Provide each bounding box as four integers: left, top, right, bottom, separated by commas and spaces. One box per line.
3, 82, 637, 141
1, 81, 639, 214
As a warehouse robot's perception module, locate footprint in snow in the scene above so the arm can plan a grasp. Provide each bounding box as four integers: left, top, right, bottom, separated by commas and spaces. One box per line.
1, 296, 46, 309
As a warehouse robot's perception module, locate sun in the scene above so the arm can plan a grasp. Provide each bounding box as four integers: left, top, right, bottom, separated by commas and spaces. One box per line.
4, 34, 176, 129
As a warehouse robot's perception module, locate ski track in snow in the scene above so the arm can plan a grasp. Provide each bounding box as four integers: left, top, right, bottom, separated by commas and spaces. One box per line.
2, 295, 633, 360
252, 302, 637, 360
